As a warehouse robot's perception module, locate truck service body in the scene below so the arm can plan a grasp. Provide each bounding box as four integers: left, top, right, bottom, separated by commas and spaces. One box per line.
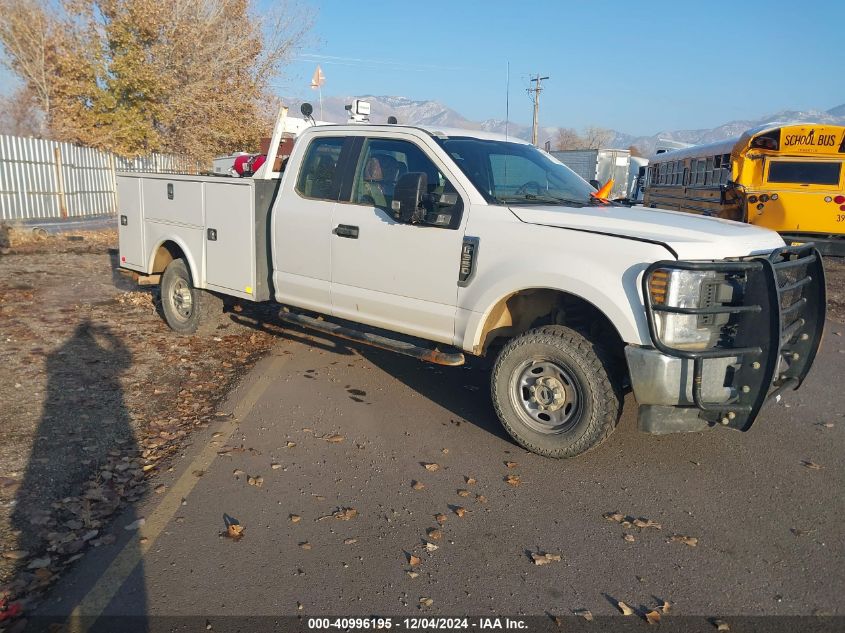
117, 114, 825, 458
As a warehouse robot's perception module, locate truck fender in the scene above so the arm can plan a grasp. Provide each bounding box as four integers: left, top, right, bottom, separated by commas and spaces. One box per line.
460, 266, 652, 354
147, 236, 202, 287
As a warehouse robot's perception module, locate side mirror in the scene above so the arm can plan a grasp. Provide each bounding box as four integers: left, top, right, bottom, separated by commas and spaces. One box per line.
391, 172, 428, 223
589, 179, 601, 189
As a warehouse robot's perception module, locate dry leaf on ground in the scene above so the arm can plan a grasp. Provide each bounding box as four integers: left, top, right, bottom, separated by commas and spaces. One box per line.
505, 474, 521, 487
299, 542, 312, 550
454, 507, 467, 518
669, 535, 698, 547
633, 518, 662, 530
412, 481, 425, 490
318, 507, 358, 521
322, 434, 344, 443
290, 515, 301, 524
427, 528, 443, 540
419, 597, 433, 607
645, 610, 661, 625
407, 571, 419, 578
801, 460, 823, 470
476, 494, 487, 503
408, 554, 422, 566
531, 552, 561, 565
603, 511, 625, 522
505, 461, 518, 469
617, 601, 634, 616
465, 477, 477, 485
623, 533, 635, 542
661, 601, 671, 614
425, 542, 438, 552
457, 489, 470, 497
226, 524, 244, 541
435, 513, 447, 525
713, 619, 730, 631
424, 463, 439, 472
574, 609, 593, 621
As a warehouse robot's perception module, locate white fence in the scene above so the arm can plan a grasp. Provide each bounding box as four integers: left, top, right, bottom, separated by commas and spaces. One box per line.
0, 134, 202, 221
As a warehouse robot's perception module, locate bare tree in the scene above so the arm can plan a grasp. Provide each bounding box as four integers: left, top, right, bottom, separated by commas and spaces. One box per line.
628, 145, 644, 157
581, 126, 613, 149
555, 128, 583, 151
0, 0, 54, 135
0, 86, 43, 136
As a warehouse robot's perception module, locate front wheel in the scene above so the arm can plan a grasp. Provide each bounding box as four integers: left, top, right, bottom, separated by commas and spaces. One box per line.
491, 326, 622, 458
160, 258, 223, 335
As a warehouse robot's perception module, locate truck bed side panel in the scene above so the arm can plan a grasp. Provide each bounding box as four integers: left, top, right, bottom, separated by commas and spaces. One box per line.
116, 177, 144, 269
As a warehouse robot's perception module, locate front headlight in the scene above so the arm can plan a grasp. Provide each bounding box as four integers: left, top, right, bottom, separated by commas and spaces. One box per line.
646, 268, 736, 351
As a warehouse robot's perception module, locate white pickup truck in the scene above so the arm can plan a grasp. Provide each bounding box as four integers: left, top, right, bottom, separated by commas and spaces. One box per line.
117, 113, 826, 458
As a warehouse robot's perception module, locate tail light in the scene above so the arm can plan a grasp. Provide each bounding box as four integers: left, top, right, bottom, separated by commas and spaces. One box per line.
748, 195, 758, 203
835, 195, 845, 204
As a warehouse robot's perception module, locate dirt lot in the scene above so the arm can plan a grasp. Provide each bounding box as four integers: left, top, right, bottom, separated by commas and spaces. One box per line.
0, 228, 278, 618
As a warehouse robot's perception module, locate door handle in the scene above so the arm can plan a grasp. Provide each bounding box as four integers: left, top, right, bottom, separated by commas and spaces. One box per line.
333, 224, 359, 239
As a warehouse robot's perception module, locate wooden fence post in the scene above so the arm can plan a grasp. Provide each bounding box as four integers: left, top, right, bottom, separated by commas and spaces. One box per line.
53, 146, 68, 219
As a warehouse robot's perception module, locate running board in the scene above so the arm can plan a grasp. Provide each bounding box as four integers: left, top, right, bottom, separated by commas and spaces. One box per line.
277, 310, 465, 366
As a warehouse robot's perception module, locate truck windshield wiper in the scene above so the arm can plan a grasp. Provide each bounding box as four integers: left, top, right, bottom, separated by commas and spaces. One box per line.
497, 194, 587, 206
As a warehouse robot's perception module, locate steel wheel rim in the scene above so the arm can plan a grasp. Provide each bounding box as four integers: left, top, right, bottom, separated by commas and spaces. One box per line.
509, 359, 582, 434
170, 279, 194, 322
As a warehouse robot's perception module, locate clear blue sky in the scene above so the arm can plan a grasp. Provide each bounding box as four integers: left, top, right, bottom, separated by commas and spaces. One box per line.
276, 0, 844, 135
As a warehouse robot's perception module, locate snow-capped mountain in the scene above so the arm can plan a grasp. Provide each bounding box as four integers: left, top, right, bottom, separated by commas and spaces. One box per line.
285, 95, 845, 156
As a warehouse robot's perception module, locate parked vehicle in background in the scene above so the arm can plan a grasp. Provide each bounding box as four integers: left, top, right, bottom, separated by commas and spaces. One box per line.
628, 156, 649, 203
550, 149, 631, 200
116, 106, 825, 459
644, 123, 845, 256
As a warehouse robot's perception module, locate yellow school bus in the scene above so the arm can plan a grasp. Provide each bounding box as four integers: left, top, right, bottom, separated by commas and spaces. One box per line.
643, 123, 845, 255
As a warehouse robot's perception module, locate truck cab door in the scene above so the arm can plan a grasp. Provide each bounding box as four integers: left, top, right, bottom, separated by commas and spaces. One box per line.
273, 136, 354, 315
330, 137, 467, 346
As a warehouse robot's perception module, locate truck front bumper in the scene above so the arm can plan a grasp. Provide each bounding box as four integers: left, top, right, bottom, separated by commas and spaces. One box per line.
627, 244, 826, 435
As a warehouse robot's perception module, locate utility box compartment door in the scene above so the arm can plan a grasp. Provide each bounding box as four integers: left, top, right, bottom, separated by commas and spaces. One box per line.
204, 183, 255, 297
117, 176, 145, 269
142, 179, 204, 227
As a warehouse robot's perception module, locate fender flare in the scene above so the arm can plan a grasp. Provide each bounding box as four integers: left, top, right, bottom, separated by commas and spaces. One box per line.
147, 236, 202, 286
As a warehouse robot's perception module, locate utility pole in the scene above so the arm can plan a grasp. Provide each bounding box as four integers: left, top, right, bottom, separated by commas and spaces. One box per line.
528, 74, 549, 147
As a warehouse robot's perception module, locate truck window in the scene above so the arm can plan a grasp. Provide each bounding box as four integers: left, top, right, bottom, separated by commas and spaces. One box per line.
296, 137, 345, 201
351, 139, 456, 213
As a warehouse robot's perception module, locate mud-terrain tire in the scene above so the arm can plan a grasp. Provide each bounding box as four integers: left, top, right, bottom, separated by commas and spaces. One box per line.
160, 258, 223, 335
491, 325, 622, 458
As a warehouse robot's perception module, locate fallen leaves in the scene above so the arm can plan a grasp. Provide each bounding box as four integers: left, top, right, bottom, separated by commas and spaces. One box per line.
456, 489, 470, 497
645, 609, 661, 625
668, 535, 699, 547
289, 515, 301, 524
623, 533, 635, 543
531, 552, 561, 566
321, 434, 344, 444
427, 528, 443, 540
317, 507, 358, 521
411, 481, 425, 490
226, 524, 244, 541
434, 513, 447, 525
617, 600, 634, 616
425, 542, 439, 552
603, 511, 625, 522
713, 619, 730, 631
419, 597, 433, 607
505, 461, 518, 469
299, 542, 312, 550
408, 554, 422, 566
632, 518, 662, 530
465, 477, 477, 485
504, 474, 521, 487
247, 475, 264, 487
423, 463, 439, 472
453, 507, 468, 518
573, 609, 593, 621
801, 460, 823, 470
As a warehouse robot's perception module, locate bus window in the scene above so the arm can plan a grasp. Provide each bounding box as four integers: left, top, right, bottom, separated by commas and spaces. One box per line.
767, 161, 841, 186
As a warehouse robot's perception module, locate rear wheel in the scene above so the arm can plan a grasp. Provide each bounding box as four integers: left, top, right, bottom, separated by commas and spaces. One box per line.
491, 325, 622, 458
160, 258, 223, 335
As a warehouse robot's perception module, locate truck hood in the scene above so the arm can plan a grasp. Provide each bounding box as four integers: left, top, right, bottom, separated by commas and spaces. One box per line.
509, 204, 785, 260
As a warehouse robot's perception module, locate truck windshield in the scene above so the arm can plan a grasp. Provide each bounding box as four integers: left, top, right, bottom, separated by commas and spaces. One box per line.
436, 137, 597, 205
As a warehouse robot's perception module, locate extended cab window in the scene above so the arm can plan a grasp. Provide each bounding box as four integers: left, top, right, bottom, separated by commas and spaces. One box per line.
351, 139, 461, 226
296, 137, 345, 200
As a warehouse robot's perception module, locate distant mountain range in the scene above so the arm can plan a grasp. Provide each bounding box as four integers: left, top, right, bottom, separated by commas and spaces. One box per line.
285, 94, 845, 156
